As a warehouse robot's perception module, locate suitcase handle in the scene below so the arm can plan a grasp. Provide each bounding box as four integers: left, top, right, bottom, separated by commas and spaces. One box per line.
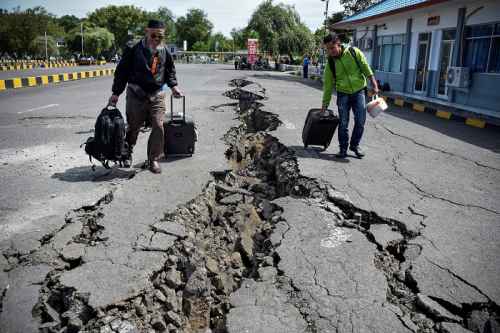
170, 95, 186, 122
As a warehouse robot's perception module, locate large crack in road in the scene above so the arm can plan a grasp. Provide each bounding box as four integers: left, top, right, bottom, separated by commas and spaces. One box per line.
1, 78, 498, 333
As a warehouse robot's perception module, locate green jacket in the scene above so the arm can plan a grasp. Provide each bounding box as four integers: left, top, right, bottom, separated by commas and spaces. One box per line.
322, 45, 374, 108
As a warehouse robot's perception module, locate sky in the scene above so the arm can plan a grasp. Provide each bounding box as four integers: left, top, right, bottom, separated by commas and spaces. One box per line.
1, 0, 344, 36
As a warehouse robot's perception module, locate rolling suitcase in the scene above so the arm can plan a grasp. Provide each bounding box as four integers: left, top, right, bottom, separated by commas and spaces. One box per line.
302, 108, 338, 150
164, 95, 196, 157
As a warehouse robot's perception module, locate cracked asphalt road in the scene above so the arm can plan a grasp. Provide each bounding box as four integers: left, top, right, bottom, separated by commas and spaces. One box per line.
1, 66, 499, 332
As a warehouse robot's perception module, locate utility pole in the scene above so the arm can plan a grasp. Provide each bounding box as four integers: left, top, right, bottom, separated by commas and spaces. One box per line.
81, 22, 84, 57
320, 0, 330, 70
44, 31, 48, 61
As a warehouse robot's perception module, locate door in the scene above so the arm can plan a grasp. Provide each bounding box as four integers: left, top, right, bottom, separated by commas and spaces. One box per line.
437, 30, 456, 98
437, 40, 454, 98
414, 33, 431, 93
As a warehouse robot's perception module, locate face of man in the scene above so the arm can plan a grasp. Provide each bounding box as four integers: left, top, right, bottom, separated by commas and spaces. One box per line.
145, 28, 165, 49
325, 39, 342, 58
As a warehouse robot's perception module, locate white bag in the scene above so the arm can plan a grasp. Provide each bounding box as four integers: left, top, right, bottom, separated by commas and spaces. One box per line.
367, 95, 388, 118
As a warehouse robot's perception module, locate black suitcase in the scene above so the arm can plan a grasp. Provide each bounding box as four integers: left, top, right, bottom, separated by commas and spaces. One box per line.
164, 95, 196, 157
302, 109, 338, 150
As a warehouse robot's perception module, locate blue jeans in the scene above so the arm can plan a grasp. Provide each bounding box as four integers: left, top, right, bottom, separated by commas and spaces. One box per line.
336, 90, 366, 151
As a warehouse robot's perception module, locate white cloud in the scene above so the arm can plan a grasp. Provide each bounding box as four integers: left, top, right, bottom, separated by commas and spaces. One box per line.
1, 0, 344, 36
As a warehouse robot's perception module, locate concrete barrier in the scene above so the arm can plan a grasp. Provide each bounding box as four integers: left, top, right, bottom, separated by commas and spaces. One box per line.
0, 68, 115, 91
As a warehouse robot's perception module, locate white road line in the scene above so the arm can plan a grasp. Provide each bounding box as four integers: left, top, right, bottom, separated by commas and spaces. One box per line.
18, 104, 59, 114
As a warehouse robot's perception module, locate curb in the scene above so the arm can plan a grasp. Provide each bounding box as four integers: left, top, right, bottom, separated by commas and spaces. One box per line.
0, 68, 115, 91
0, 62, 78, 71
380, 94, 499, 130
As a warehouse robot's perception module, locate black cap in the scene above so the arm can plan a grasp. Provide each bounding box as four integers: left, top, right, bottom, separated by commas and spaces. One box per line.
147, 19, 165, 29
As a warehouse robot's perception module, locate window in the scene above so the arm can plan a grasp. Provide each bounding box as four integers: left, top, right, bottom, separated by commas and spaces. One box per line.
464, 23, 500, 73
375, 34, 405, 72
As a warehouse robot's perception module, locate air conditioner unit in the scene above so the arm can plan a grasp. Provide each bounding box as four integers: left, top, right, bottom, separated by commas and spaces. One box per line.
446, 67, 470, 88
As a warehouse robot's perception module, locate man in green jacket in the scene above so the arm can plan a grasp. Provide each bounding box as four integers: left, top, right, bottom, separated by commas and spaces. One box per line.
321, 33, 379, 158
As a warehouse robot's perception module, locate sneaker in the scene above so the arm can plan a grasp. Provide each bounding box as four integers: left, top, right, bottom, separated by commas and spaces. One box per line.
349, 146, 365, 158
149, 160, 162, 174
336, 150, 348, 159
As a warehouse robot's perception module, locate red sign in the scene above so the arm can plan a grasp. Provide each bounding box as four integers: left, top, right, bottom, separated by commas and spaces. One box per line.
247, 39, 258, 65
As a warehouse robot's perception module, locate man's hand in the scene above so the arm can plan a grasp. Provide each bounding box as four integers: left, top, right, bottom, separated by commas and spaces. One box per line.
171, 86, 184, 98
108, 94, 119, 106
372, 86, 380, 96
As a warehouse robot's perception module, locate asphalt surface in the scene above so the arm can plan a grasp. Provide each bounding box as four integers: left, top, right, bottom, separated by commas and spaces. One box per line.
1, 65, 499, 332
0, 64, 116, 80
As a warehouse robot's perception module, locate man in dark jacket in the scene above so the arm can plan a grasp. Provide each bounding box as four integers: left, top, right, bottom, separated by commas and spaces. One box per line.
109, 19, 183, 174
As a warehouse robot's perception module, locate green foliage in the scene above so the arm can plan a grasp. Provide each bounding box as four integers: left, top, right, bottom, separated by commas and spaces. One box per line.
340, 0, 379, 16
0, 6, 58, 57
66, 23, 114, 57
192, 41, 209, 52
87, 5, 147, 49
231, 28, 259, 50
31, 35, 59, 58
56, 15, 81, 33
247, 0, 314, 58
176, 9, 213, 51
209, 33, 232, 52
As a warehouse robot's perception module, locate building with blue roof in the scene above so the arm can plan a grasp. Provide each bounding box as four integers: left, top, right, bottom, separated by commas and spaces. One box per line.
334, 0, 500, 122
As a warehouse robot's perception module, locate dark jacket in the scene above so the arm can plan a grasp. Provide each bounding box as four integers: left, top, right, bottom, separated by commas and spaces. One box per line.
112, 39, 177, 96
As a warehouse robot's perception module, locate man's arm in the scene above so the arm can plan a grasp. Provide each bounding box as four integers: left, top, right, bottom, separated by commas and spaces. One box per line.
111, 45, 133, 96
321, 61, 334, 112
355, 48, 379, 94
163, 51, 178, 88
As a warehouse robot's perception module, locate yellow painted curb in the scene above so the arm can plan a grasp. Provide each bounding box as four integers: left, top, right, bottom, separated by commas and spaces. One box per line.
413, 103, 425, 112
13, 78, 22, 88
27, 77, 37, 87
62, 73, 69, 81
0, 80, 5, 91
466, 118, 486, 128
41, 75, 49, 85
52, 74, 60, 83
80, 71, 86, 78
436, 110, 452, 119
394, 98, 404, 107
88, 71, 94, 78
72, 72, 79, 80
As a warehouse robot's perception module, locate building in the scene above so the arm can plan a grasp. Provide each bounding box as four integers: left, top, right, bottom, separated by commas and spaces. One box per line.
333, 0, 500, 122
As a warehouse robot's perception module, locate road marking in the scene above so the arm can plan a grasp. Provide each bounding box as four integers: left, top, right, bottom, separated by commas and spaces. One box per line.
18, 104, 59, 114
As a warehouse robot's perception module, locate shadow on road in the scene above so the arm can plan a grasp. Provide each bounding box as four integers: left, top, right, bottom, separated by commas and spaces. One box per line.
289, 145, 351, 163
250, 73, 323, 91
52, 166, 136, 182
385, 108, 500, 153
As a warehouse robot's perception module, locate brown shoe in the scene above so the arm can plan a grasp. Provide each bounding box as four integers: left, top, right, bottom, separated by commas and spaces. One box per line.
149, 161, 161, 174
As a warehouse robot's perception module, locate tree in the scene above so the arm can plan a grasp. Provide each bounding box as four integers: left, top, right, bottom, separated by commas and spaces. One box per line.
66, 23, 114, 57
231, 27, 259, 50
340, 0, 380, 16
247, 0, 314, 60
87, 5, 147, 49
0, 6, 63, 58
209, 33, 231, 52
176, 9, 213, 51
31, 35, 58, 58
56, 15, 80, 33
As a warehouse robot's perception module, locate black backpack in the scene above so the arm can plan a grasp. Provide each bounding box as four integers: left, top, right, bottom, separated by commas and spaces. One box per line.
82, 105, 130, 170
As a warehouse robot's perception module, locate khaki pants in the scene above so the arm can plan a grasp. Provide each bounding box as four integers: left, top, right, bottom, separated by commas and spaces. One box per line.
125, 87, 166, 162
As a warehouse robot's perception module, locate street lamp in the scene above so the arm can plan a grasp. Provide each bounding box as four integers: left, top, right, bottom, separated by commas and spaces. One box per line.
321, 0, 330, 37
320, 0, 330, 70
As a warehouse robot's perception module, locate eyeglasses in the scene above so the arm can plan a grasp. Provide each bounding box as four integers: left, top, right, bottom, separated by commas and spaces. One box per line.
150, 33, 164, 40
